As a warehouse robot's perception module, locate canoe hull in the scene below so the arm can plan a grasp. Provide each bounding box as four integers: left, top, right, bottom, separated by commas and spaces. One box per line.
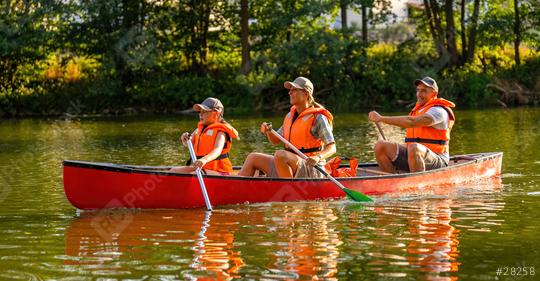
63, 152, 503, 209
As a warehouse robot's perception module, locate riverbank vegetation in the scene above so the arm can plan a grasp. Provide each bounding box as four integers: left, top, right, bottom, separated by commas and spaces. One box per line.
1, 0, 539, 117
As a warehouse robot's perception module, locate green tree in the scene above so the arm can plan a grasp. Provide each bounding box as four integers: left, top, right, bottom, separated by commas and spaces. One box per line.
249, 0, 335, 52
153, 0, 237, 74
0, 0, 59, 93
339, 0, 394, 42
516, 0, 540, 57
421, 0, 483, 67
66, 0, 159, 90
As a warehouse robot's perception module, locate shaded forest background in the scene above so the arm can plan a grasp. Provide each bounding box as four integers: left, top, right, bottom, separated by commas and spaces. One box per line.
1, 0, 539, 117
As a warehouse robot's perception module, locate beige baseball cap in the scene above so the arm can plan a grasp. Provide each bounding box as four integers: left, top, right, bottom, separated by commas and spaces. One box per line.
193, 97, 224, 113
284, 77, 314, 95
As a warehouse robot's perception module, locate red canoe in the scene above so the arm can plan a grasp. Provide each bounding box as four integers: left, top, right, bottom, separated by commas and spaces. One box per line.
63, 152, 502, 209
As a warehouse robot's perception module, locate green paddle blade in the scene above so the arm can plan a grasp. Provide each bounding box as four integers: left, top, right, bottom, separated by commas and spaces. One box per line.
343, 187, 373, 202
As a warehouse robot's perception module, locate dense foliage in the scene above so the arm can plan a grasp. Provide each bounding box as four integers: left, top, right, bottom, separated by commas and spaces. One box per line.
0, 0, 538, 117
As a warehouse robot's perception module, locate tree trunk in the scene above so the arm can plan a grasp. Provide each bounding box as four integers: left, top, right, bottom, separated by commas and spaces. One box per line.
424, 0, 445, 57
187, 0, 199, 73
116, 0, 139, 89
514, 0, 521, 65
186, 1, 209, 74
444, 0, 459, 65
341, 0, 348, 30
22, 0, 29, 15
122, 0, 134, 28
430, 0, 445, 45
199, 2, 210, 72
139, 0, 145, 33
286, 0, 295, 42
240, 0, 251, 74
466, 0, 480, 62
460, 0, 467, 63
361, 4, 368, 42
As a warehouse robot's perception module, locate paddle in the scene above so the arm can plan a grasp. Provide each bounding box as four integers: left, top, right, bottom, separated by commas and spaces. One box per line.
375, 122, 387, 141
269, 129, 373, 202
187, 135, 213, 211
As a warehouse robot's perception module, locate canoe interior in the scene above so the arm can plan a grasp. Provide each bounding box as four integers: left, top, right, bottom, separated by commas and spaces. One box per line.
112, 152, 496, 178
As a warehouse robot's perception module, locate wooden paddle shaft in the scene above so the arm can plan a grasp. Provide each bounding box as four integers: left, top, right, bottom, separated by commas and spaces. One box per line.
268, 130, 307, 160
269, 129, 349, 189
375, 122, 387, 141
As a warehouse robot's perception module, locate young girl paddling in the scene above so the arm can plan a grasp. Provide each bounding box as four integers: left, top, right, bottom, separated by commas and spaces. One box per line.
238, 77, 336, 178
170, 97, 239, 175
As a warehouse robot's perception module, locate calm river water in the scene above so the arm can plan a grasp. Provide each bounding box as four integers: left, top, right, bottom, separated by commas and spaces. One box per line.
0, 107, 539, 280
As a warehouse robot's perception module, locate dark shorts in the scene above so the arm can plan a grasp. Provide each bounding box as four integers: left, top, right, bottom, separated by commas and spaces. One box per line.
392, 144, 448, 172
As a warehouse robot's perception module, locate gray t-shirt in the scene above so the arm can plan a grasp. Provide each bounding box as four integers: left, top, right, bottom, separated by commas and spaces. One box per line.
425, 106, 450, 160
426, 106, 449, 130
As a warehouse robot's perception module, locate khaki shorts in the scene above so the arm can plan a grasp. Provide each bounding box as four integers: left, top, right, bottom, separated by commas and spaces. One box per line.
392, 144, 448, 172
266, 159, 326, 179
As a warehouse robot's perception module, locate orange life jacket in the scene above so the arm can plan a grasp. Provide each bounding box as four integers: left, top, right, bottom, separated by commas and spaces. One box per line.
325, 156, 358, 177
282, 106, 334, 156
405, 98, 455, 154
192, 122, 239, 173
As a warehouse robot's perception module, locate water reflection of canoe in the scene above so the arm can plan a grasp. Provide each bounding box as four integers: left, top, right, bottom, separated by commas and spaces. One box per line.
64, 209, 248, 279
64, 205, 342, 279
63, 152, 502, 209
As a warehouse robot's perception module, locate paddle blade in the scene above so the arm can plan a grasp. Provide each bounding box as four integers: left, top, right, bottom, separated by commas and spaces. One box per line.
343, 188, 373, 202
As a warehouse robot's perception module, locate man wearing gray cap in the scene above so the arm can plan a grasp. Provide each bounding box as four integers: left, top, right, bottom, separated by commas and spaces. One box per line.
368, 77, 456, 173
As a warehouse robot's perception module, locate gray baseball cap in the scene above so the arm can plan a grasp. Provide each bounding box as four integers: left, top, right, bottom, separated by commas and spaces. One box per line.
284, 77, 314, 95
193, 97, 224, 113
414, 76, 439, 93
